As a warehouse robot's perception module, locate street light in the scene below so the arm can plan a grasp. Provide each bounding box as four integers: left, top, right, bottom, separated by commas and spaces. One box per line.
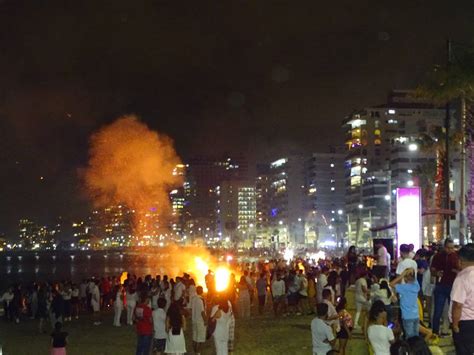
384, 195, 391, 201
408, 143, 418, 152
358, 204, 363, 209
337, 209, 343, 215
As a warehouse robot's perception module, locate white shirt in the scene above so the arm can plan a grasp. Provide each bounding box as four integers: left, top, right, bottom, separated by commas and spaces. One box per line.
323, 299, 340, 332
368, 324, 394, 355
163, 288, 171, 312
173, 282, 185, 301
62, 289, 72, 301
152, 308, 167, 339
188, 285, 197, 300
316, 274, 328, 302
190, 295, 205, 324
373, 288, 392, 306
0, 291, 13, 305
115, 290, 123, 305
91, 285, 100, 305
299, 276, 308, 296
396, 258, 418, 276
126, 291, 138, 306
311, 317, 334, 355
377, 246, 388, 266
271, 279, 285, 297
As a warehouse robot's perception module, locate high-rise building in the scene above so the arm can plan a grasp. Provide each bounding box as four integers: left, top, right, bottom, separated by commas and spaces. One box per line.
306, 148, 346, 247
185, 155, 248, 234
342, 90, 448, 245
256, 164, 272, 247
266, 156, 307, 247
216, 180, 256, 247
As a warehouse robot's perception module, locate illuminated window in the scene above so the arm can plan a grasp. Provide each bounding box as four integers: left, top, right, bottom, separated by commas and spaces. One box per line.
351, 176, 361, 186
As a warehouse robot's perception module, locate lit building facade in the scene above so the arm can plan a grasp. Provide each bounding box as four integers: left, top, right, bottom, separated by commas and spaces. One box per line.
18, 218, 54, 249
216, 181, 256, 247
185, 155, 248, 240
90, 205, 133, 247
305, 148, 346, 247
72, 221, 90, 248
255, 164, 272, 247
267, 156, 307, 247
342, 90, 448, 245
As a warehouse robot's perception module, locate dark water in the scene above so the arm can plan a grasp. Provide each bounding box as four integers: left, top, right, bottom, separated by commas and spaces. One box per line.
0, 251, 162, 290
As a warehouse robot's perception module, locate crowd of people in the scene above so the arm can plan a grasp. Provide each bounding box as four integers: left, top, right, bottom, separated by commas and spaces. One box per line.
314, 239, 474, 355
1, 240, 473, 355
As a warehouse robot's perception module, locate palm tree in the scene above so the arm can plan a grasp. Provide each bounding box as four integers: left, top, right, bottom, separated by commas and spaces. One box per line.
415, 127, 461, 242
416, 42, 474, 242
413, 162, 436, 241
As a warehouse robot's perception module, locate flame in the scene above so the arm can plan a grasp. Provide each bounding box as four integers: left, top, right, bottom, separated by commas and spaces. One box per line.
120, 271, 128, 285
193, 256, 210, 290
215, 267, 231, 292
297, 262, 305, 272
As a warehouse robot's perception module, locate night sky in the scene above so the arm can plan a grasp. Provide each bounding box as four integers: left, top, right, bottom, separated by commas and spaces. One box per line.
1, 0, 473, 237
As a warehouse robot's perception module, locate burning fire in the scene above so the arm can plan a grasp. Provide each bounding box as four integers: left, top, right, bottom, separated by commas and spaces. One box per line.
297, 262, 305, 273
215, 267, 231, 292
192, 256, 232, 293
120, 271, 128, 285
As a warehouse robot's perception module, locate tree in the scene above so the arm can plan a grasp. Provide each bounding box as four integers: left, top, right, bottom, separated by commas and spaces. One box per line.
416, 42, 474, 243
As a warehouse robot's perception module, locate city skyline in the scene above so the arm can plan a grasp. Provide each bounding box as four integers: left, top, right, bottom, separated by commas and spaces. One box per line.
1, 0, 473, 237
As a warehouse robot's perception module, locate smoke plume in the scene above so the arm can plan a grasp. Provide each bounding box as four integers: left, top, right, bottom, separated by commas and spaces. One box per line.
83, 115, 182, 234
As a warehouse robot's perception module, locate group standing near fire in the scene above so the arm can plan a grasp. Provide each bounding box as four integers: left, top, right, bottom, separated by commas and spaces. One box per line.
1, 241, 474, 354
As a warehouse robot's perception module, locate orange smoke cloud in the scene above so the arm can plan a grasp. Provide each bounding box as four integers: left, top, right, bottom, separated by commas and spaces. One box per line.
83, 115, 182, 235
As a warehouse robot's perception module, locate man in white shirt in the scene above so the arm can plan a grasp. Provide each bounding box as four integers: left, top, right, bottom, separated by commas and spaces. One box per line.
152, 298, 167, 355
173, 277, 186, 304
190, 286, 207, 355
396, 244, 418, 276
271, 273, 286, 316
311, 303, 336, 355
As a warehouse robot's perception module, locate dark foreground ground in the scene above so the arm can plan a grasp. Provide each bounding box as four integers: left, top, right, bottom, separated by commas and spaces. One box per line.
0, 309, 455, 355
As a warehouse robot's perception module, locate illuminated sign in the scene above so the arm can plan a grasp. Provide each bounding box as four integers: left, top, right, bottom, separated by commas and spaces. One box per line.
396, 187, 421, 251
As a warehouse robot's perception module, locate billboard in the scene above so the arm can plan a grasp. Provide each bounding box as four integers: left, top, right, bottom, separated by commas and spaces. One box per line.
396, 187, 421, 252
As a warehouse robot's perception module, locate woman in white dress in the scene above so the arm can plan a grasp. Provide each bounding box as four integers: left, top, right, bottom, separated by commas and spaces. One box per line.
211, 298, 233, 355
165, 302, 186, 354
126, 285, 138, 325
113, 285, 124, 327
